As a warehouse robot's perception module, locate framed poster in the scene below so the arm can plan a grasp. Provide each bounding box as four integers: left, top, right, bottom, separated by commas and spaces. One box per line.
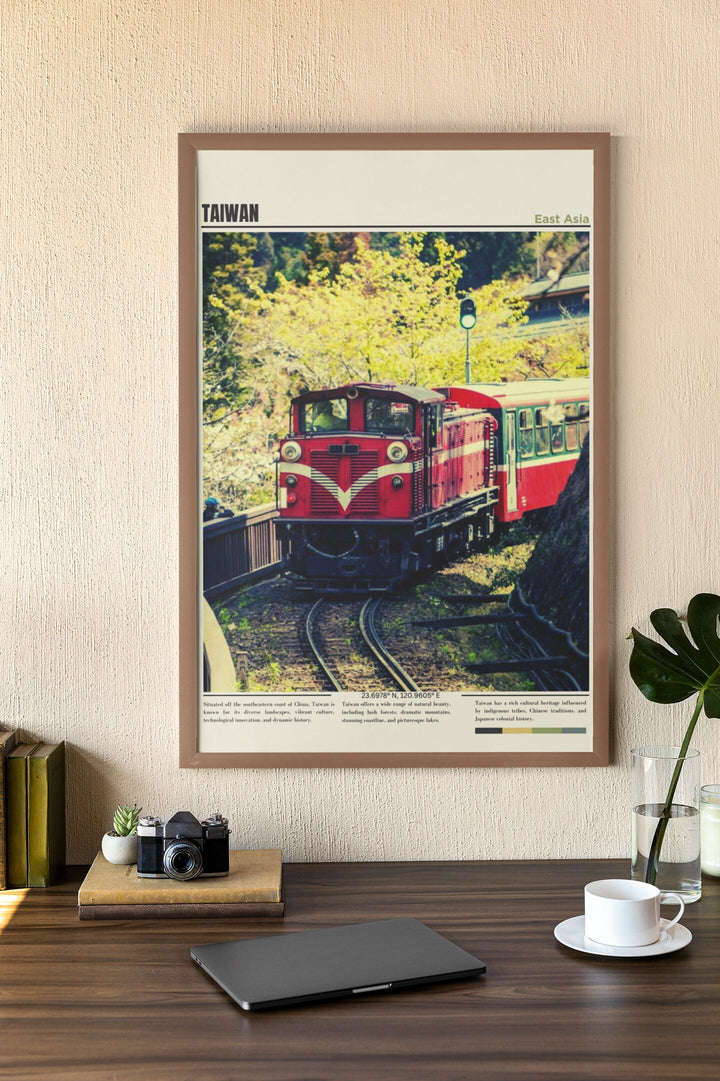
179, 133, 609, 767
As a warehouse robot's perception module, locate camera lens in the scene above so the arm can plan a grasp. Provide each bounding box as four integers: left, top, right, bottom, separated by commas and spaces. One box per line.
163, 839, 203, 881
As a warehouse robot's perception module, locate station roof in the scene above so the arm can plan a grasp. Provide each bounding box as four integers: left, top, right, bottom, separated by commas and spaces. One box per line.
522, 271, 590, 300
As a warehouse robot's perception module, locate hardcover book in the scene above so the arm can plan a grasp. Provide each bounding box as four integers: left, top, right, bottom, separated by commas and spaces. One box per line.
78, 848, 283, 919
0, 730, 20, 890
5, 743, 39, 888
27, 743, 66, 887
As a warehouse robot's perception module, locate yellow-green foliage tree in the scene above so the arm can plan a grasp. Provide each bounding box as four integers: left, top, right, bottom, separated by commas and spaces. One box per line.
513, 310, 590, 379
260, 234, 529, 393
203, 233, 265, 417
202, 233, 276, 507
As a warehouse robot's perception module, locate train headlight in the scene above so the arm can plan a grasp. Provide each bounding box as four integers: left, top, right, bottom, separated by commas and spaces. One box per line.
391, 476, 404, 489
387, 441, 408, 463
281, 441, 302, 463
285, 475, 297, 487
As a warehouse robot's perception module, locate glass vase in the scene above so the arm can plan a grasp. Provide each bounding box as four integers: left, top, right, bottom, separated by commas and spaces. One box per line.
631, 745, 701, 903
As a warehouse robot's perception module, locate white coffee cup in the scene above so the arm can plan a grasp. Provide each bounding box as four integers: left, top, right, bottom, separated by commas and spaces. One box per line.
584, 879, 685, 947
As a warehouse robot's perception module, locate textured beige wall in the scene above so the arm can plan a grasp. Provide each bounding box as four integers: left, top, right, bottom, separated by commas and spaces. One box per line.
2, 0, 719, 862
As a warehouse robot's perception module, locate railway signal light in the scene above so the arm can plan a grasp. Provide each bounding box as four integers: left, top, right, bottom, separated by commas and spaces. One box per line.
459, 297, 477, 330
460, 297, 476, 383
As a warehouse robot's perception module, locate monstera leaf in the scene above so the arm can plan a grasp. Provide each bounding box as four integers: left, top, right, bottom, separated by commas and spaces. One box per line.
630, 593, 720, 716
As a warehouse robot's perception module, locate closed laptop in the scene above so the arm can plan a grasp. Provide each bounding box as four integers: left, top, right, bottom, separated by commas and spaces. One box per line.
191, 917, 486, 1011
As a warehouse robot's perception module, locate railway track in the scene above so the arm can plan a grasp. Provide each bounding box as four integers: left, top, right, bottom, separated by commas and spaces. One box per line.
305, 598, 419, 692
218, 556, 581, 694
359, 598, 420, 692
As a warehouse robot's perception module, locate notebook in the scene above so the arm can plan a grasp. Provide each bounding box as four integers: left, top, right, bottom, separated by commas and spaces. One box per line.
191, 917, 485, 1011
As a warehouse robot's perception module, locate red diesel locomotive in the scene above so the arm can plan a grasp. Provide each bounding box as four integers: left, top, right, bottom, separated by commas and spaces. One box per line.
275, 378, 589, 591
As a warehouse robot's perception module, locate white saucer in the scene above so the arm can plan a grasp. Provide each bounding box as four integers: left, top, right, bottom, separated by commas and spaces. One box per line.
554, 915, 692, 958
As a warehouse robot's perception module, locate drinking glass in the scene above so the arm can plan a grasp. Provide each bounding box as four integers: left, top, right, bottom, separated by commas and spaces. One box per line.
631, 745, 701, 903
700, 784, 720, 877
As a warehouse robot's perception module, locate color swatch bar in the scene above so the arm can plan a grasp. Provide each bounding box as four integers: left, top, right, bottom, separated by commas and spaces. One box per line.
475, 727, 587, 735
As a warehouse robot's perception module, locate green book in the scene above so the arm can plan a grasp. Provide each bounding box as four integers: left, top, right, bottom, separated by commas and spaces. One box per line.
6, 743, 39, 888
0, 731, 20, 890
27, 743, 66, 887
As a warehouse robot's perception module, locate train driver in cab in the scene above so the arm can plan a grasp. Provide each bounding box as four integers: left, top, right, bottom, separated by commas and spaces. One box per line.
306, 398, 347, 432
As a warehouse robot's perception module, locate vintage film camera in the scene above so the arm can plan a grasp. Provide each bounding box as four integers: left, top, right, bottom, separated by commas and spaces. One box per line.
137, 811, 230, 880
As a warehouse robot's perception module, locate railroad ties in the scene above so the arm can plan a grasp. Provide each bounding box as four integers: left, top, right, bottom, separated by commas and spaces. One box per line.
305, 598, 419, 693
494, 587, 588, 692
412, 590, 588, 693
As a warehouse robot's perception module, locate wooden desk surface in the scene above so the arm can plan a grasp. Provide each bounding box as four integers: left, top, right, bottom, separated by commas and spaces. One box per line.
1, 860, 718, 1081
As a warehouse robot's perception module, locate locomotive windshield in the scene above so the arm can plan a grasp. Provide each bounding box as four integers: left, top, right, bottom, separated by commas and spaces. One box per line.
365, 396, 415, 434
301, 398, 349, 433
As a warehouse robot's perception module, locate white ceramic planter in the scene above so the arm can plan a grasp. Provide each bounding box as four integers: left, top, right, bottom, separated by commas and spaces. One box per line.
101, 832, 138, 865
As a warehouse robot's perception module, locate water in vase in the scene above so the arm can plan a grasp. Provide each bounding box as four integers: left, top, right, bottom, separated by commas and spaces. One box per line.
632, 802, 701, 901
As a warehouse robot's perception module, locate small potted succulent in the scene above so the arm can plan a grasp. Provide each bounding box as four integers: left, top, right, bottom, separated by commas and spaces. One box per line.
101, 804, 142, 865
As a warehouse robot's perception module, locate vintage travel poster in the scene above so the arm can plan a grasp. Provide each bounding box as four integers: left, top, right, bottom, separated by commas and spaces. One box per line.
179, 133, 609, 766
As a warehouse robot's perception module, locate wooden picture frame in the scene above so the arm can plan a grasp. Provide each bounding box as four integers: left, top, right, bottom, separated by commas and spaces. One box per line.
179, 132, 610, 767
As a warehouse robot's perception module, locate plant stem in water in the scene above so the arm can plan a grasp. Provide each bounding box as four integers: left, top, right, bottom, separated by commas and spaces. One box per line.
645, 694, 704, 885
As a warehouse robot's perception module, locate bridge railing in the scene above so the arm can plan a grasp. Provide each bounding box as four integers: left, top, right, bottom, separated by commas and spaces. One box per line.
203, 503, 282, 600
202, 598, 237, 692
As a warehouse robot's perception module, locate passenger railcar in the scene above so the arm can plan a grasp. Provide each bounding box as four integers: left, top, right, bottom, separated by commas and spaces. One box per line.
275, 378, 589, 591
443, 379, 589, 522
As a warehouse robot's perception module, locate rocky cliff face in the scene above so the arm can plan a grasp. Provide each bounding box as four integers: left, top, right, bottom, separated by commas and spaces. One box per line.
516, 435, 590, 654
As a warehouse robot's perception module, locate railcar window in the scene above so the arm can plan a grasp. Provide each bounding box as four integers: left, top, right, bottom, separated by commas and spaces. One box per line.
565, 420, 579, 450
578, 402, 590, 443
534, 408, 549, 456
302, 398, 348, 433
365, 397, 415, 434
546, 403, 565, 453
518, 409, 534, 458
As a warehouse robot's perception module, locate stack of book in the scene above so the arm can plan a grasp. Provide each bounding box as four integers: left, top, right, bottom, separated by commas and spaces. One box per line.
78, 848, 284, 919
1, 733, 65, 889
